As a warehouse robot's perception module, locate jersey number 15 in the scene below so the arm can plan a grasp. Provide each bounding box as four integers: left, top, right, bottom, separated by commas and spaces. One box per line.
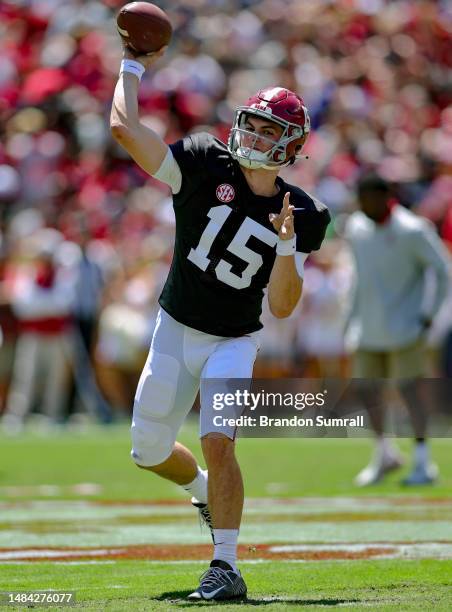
188, 205, 277, 289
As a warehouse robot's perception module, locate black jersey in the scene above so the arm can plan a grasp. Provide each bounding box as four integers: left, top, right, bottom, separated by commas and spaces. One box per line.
158, 132, 330, 337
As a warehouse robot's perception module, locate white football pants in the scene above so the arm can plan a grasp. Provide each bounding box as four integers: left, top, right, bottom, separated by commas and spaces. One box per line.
131, 308, 260, 466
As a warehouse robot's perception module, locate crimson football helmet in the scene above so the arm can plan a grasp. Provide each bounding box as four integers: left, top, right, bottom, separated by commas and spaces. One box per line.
228, 87, 310, 170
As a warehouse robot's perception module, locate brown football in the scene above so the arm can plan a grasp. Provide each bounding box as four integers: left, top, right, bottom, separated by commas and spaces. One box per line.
116, 2, 172, 55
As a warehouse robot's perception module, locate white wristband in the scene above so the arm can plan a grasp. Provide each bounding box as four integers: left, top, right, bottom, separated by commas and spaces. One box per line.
276, 236, 296, 256
120, 59, 145, 81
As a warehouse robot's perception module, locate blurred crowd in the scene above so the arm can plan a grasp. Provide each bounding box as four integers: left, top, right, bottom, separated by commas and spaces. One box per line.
0, 0, 451, 428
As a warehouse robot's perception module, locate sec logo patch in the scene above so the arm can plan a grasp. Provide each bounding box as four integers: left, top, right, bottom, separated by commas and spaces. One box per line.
216, 183, 235, 203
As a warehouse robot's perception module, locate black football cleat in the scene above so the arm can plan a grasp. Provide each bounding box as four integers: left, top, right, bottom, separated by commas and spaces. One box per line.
187, 559, 247, 601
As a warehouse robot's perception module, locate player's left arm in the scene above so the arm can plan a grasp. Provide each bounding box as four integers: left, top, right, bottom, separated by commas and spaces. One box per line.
414, 223, 451, 324
268, 192, 303, 318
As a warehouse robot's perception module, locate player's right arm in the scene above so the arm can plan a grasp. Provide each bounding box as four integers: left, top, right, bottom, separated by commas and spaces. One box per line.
110, 46, 168, 176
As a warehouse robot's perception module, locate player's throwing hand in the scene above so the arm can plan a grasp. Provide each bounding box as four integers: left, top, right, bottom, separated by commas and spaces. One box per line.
122, 42, 167, 70
269, 192, 295, 240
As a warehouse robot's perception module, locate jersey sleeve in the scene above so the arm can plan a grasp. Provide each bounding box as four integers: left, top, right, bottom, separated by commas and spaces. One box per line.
294, 200, 331, 253
153, 147, 182, 193
168, 132, 212, 206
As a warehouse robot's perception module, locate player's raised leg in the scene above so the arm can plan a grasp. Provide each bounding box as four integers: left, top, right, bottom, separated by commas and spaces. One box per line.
130, 309, 208, 502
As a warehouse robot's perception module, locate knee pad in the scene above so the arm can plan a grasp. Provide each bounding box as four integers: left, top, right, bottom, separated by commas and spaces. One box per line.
130, 417, 174, 466
134, 349, 180, 418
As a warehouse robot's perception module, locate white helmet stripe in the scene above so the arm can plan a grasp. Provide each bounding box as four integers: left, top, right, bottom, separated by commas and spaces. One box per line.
262, 86, 286, 100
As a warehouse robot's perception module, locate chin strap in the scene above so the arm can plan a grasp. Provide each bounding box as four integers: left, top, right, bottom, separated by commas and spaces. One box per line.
237, 152, 309, 171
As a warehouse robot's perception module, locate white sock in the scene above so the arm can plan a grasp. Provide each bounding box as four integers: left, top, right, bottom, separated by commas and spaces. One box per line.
414, 441, 429, 467
182, 467, 208, 503
213, 529, 239, 572
376, 437, 398, 461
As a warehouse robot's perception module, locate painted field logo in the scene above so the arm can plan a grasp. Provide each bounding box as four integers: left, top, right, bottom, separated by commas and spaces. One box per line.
216, 183, 235, 203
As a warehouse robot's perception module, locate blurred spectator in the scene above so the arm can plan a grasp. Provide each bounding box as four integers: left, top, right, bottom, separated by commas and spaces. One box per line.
295, 240, 353, 378
255, 300, 299, 378
94, 266, 156, 416
0, 239, 18, 415
60, 227, 111, 422
71, 230, 105, 353
2, 229, 76, 433
345, 173, 450, 487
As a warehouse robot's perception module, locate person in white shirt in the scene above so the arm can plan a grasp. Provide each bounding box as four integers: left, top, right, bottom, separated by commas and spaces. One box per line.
345, 173, 450, 486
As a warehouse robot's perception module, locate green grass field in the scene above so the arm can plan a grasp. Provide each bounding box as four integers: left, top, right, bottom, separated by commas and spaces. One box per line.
1, 421, 451, 610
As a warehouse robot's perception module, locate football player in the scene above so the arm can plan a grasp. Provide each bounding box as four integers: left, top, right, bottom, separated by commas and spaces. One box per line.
110, 44, 330, 601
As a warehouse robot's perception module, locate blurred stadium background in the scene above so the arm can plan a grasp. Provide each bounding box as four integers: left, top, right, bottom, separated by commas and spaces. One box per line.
0, 0, 451, 426
1, 1, 452, 607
